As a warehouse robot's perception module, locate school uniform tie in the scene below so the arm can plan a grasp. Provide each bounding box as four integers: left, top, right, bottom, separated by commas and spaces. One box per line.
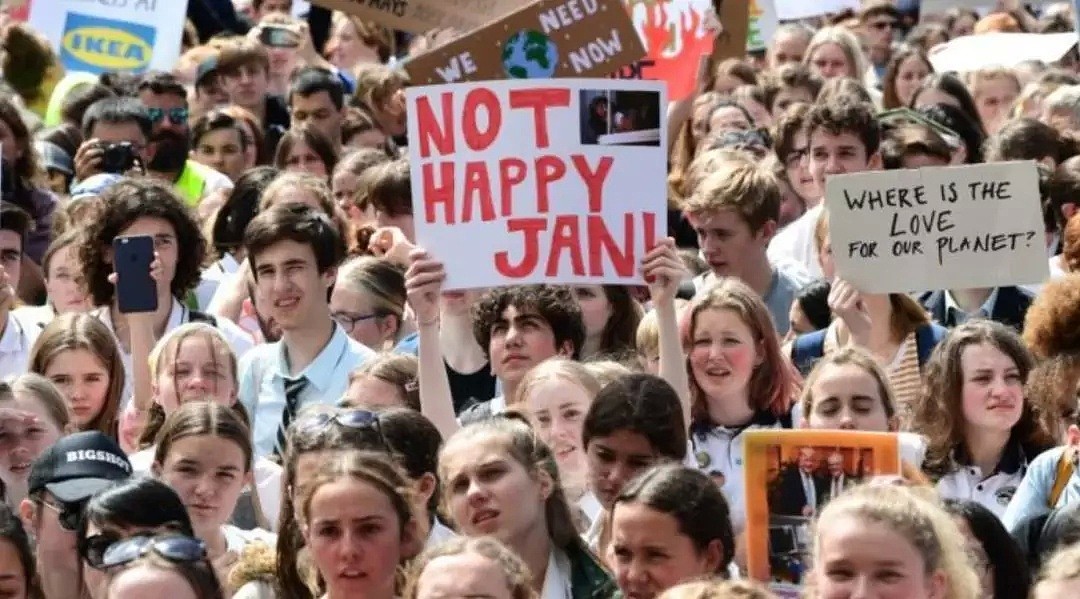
276, 376, 309, 455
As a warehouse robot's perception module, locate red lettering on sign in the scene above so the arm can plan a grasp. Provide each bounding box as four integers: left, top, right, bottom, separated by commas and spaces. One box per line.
573, 155, 614, 212
415, 92, 454, 158
499, 158, 528, 217
547, 215, 586, 276
535, 155, 566, 214
462, 161, 496, 222
509, 88, 571, 149
463, 88, 502, 151
421, 162, 456, 224
494, 217, 546, 278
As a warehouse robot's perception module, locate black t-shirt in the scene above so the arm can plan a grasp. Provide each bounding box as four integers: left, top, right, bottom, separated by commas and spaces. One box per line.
448, 360, 497, 415
263, 95, 291, 159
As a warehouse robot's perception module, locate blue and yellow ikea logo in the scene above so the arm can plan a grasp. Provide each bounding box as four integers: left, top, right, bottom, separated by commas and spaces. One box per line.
60, 13, 156, 74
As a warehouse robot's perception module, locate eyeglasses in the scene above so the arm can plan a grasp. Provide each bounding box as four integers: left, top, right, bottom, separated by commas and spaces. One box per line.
80, 532, 122, 568
38, 498, 85, 532
294, 409, 390, 448
98, 535, 206, 570
331, 311, 382, 333
146, 107, 189, 126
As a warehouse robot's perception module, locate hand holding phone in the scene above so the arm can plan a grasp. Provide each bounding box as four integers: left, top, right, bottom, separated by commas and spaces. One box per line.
113, 236, 158, 314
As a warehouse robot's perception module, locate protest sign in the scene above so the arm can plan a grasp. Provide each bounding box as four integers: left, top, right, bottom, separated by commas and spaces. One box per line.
404, 0, 645, 85
29, 0, 188, 75
928, 32, 1077, 73
711, 0, 748, 62
825, 161, 1048, 294
748, 0, 778, 53
406, 79, 667, 289
309, 0, 521, 34
743, 430, 901, 598
773, 0, 858, 20
616, 0, 715, 102
2, 0, 32, 21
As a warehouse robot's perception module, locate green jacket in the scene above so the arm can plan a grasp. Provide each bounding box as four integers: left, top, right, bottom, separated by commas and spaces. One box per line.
567, 542, 618, 599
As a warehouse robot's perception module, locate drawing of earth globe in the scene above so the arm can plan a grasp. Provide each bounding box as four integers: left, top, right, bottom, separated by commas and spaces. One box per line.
502, 30, 558, 79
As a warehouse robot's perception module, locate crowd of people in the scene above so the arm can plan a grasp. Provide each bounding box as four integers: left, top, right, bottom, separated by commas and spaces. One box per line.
1, 0, 1080, 597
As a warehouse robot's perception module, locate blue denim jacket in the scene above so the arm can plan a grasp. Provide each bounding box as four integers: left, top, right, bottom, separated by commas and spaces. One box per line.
1003, 446, 1080, 534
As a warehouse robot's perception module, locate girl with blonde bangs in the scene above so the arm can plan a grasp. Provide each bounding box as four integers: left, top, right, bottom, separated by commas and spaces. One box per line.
511, 359, 603, 522
803, 26, 871, 84
807, 484, 979, 599
404, 536, 536, 599
1034, 544, 1080, 598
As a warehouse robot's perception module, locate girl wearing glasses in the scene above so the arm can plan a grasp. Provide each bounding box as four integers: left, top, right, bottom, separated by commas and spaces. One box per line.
329, 255, 408, 351
0, 375, 73, 508
125, 323, 282, 530
152, 402, 275, 582
103, 534, 223, 599
298, 451, 421, 599
439, 418, 615, 599
78, 477, 195, 599
29, 313, 124, 442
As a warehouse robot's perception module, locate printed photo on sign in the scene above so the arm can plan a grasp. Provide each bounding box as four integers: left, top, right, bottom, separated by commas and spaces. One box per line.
824, 160, 1049, 294
742, 430, 901, 598
405, 78, 667, 290
578, 89, 661, 146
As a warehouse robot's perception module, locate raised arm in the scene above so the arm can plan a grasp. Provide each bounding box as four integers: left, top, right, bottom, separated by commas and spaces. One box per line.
405, 248, 460, 439
641, 237, 692, 429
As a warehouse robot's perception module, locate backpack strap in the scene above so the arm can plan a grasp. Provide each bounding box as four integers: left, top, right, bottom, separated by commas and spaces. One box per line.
1049, 449, 1076, 508
791, 330, 827, 376
188, 309, 218, 327
914, 323, 947, 369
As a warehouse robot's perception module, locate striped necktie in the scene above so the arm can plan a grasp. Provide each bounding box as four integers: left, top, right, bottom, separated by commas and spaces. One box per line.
276, 376, 309, 455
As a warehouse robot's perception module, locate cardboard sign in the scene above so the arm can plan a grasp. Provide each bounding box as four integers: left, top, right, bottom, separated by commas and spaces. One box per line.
309, 0, 522, 34
711, 0, 748, 62
928, 32, 1078, 73
773, 0, 858, 20
29, 0, 189, 75
743, 430, 902, 598
404, 0, 645, 85
825, 161, 1048, 294
406, 79, 667, 289
616, 0, 716, 102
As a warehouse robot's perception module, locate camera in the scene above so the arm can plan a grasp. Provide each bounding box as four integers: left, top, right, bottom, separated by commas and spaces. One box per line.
100, 142, 137, 174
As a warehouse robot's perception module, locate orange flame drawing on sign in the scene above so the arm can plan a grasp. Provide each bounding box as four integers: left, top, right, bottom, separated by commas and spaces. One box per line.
632, 0, 712, 100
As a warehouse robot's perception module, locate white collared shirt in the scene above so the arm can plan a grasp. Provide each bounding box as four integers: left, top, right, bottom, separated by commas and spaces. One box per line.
540, 548, 573, 599
425, 519, 457, 550
943, 287, 1001, 324
95, 298, 255, 407
936, 445, 1029, 519
0, 312, 39, 379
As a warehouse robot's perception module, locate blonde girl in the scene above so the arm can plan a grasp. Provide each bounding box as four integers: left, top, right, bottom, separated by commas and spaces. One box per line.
297, 451, 421, 599
152, 402, 275, 577
29, 313, 123, 440
341, 352, 419, 411
439, 418, 615, 597
803, 26, 871, 84
329, 255, 408, 351
404, 536, 536, 599
0, 375, 73, 507
683, 278, 799, 532
1033, 544, 1080, 599
511, 359, 603, 520
125, 323, 281, 531
913, 320, 1054, 518
806, 484, 979, 599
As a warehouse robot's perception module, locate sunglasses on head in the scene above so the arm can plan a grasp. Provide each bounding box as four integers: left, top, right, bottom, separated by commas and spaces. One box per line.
38, 497, 86, 532
96, 535, 206, 570
294, 409, 390, 446
146, 107, 189, 126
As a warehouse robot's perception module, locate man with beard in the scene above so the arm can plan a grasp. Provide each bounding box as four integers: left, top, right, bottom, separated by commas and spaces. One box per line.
136, 72, 233, 206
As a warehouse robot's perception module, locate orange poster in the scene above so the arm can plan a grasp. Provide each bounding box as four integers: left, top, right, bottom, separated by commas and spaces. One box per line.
743, 430, 901, 598
617, 0, 717, 102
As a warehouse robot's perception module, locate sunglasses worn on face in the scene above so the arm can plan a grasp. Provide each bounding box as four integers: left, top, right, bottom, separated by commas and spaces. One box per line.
39, 498, 85, 532
80, 532, 121, 569
147, 107, 189, 126
100, 535, 206, 570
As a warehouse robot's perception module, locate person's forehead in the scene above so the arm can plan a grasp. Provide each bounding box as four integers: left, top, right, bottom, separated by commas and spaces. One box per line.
138, 90, 187, 109
91, 120, 146, 142
0, 229, 22, 250
121, 216, 177, 237
292, 91, 336, 108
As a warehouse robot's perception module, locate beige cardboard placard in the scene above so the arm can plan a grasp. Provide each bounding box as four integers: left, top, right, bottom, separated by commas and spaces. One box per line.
404, 0, 645, 85
309, 0, 484, 33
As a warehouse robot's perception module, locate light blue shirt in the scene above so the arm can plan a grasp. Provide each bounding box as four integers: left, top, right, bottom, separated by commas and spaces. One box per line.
238, 323, 375, 457
1003, 446, 1080, 533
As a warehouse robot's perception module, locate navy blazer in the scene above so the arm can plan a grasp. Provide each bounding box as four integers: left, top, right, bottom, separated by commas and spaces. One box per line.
919, 286, 1035, 331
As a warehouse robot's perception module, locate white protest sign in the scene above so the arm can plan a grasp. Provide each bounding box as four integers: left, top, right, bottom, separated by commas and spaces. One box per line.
748, 0, 778, 53
825, 161, 1048, 294
29, 0, 189, 75
773, 0, 858, 20
928, 33, 1077, 74
406, 79, 668, 290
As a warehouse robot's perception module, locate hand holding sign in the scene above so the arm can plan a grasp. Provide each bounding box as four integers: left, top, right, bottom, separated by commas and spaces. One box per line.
405, 248, 445, 327
828, 279, 872, 347
641, 237, 685, 306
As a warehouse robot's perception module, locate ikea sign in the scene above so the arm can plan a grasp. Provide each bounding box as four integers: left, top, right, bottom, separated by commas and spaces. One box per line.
59, 13, 156, 74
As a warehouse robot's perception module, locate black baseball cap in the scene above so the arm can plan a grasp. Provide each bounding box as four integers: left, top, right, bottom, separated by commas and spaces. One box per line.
28, 432, 133, 504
